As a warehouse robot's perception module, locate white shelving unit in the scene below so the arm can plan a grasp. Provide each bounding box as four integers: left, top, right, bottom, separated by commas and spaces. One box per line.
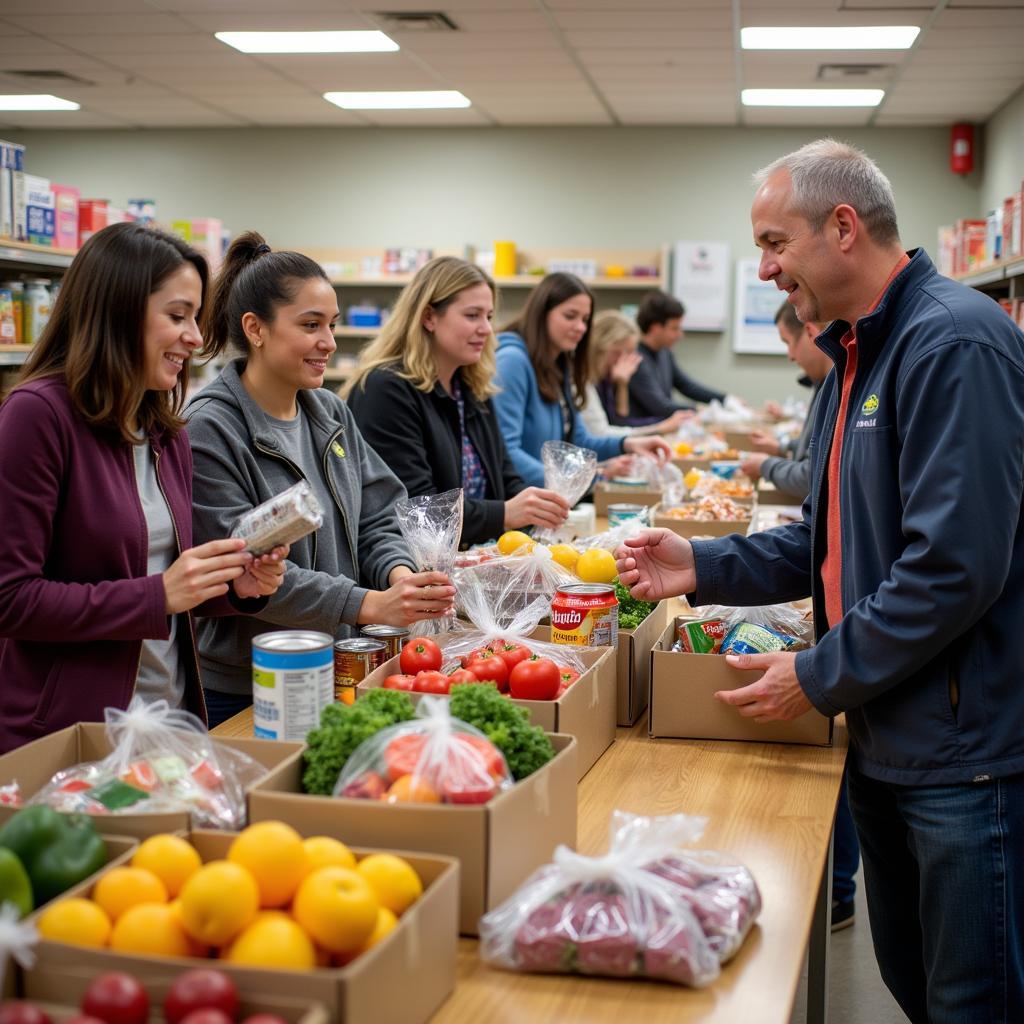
0, 241, 74, 366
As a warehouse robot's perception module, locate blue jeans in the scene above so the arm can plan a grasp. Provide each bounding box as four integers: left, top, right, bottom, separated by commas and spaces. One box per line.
202, 689, 252, 730
833, 771, 860, 903
847, 765, 1024, 1024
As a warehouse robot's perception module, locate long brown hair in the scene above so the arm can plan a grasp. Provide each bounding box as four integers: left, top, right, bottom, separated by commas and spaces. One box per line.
344, 256, 498, 403
501, 272, 593, 407
13, 222, 208, 443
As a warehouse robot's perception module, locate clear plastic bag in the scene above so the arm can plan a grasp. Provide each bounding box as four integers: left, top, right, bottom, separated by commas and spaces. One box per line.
575, 512, 650, 554
27, 699, 265, 829
534, 441, 597, 543
231, 479, 323, 555
333, 695, 513, 805
479, 810, 761, 985
690, 602, 813, 644
0, 903, 37, 994
395, 487, 464, 636
447, 552, 586, 673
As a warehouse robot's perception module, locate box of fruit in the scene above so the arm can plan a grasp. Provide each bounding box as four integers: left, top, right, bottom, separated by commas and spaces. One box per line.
20, 824, 459, 1021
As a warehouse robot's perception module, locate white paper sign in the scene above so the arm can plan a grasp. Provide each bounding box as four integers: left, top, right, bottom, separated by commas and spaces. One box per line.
732, 259, 787, 355
673, 241, 730, 332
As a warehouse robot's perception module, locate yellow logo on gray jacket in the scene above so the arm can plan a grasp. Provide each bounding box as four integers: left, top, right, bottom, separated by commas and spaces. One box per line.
332, 441, 346, 458
862, 394, 879, 415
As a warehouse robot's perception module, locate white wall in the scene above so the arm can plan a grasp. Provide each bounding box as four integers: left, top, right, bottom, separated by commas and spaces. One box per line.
982, 86, 1024, 216
9, 124, 979, 403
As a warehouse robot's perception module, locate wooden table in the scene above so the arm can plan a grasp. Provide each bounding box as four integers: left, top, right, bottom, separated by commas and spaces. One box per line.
214, 708, 847, 1024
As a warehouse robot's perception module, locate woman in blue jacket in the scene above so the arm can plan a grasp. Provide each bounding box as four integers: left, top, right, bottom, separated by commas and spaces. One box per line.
494, 273, 669, 487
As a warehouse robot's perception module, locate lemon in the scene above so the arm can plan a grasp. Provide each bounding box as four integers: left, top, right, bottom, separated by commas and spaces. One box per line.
575, 548, 618, 584
684, 468, 703, 489
548, 544, 579, 573
675, 441, 693, 455
497, 530, 535, 556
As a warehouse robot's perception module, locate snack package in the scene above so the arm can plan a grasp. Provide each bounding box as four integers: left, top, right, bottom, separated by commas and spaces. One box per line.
231, 479, 323, 555
27, 699, 265, 829
0, 782, 21, 808
689, 602, 813, 649
606, 453, 684, 504
479, 810, 761, 985
534, 441, 597, 543
700, 396, 757, 429
333, 695, 513, 805
395, 487, 464, 636
447, 551, 586, 673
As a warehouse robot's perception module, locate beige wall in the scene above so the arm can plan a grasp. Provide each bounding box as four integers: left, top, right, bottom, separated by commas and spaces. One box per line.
9, 124, 981, 403
982, 86, 1024, 217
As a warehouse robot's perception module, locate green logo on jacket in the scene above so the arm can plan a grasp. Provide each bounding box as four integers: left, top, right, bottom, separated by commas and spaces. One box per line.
862, 394, 879, 415
332, 441, 346, 458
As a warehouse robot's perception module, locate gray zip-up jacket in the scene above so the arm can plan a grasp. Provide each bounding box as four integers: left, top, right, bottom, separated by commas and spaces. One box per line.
760, 379, 824, 499
186, 359, 413, 694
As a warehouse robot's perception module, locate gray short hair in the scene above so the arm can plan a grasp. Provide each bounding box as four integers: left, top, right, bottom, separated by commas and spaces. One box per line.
754, 139, 900, 246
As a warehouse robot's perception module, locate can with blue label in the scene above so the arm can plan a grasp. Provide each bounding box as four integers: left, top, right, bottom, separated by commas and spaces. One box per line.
607, 502, 646, 527
252, 630, 334, 741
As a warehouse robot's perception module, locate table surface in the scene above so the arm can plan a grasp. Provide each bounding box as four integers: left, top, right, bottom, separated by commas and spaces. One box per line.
214, 655, 847, 1023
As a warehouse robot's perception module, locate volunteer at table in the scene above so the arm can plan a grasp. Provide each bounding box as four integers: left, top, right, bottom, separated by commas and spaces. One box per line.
345, 256, 569, 546
187, 232, 455, 727
0, 223, 286, 752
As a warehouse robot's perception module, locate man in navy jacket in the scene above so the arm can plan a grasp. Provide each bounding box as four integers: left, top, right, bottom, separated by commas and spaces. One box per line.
617, 139, 1024, 1023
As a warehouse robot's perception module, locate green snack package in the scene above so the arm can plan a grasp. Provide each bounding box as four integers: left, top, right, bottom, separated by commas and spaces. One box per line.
90, 778, 150, 810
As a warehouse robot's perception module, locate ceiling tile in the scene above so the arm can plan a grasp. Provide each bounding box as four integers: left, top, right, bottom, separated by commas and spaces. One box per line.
392, 31, 561, 52
565, 30, 733, 49
181, 12, 370, 31
923, 26, 1024, 47
2, 12, 191, 34
0, 0, 149, 12
938, 7, 1024, 28
547, 0, 722, 8
54, 32, 225, 54
434, 11, 550, 31
739, 7, 930, 27
577, 48, 729, 67
554, 9, 731, 30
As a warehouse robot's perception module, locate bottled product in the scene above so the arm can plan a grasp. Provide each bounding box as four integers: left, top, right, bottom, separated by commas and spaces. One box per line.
24, 279, 51, 345
0, 287, 14, 342
1, 281, 23, 343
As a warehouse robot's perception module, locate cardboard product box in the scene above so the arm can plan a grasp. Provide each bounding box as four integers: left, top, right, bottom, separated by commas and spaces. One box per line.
593, 482, 662, 516
78, 199, 108, 245
615, 600, 669, 726
249, 733, 578, 935
21, 829, 458, 1022
648, 622, 832, 746
50, 183, 80, 251
0, 722, 304, 838
356, 628, 615, 780
653, 501, 755, 539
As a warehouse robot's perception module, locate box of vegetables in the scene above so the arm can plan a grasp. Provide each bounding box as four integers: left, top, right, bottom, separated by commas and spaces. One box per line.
614, 583, 669, 727
248, 688, 578, 935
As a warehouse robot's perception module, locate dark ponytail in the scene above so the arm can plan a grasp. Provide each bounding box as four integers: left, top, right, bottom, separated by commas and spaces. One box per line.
200, 230, 328, 359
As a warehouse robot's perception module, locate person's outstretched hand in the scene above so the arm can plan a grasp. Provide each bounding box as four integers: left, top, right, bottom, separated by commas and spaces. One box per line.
614, 528, 696, 601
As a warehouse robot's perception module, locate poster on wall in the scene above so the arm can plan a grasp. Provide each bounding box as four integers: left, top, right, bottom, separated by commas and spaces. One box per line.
672, 241, 730, 331
732, 259, 786, 354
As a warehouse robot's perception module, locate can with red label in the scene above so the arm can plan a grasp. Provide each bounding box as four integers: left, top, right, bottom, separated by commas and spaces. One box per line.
551, 583, 618, 649
359, 624, 409, 660
333, 638, 387, 704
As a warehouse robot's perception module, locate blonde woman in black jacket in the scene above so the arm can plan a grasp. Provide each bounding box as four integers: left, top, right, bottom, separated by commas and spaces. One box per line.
345, 257, 568, 546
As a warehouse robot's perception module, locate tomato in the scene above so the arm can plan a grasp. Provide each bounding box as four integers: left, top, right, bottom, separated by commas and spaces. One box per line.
465, 652, 509, 691
413, 670, 450, 695
382, 673, 416, 691
240, 1018, 289, 1024
81, 973, 149, 1024
491, 640, 532, 674
383, 733, 427, 782
559, 667, 580, 687
0, 1005, 54, 1024
460, 734, 507, 780
399, 636, 442, 675
163, 970, 239, 1024
447, 669, 478, 687
442, 776, 497, 805
178, 1013, 234, 1024
509, 657, 561, 701
459, 645, 493, 669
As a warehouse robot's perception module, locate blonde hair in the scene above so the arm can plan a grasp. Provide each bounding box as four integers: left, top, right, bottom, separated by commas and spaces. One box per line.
588, 309, 639, 382
343, 256, 498, 402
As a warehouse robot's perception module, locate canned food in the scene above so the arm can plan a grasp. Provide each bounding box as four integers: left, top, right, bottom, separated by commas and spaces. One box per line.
252, 630, 334, 741
359, 624, 409, 659
607, 502, 645, 528
334, 638, 387, 705
610, 476, 648, 488
551, 583, 618, 649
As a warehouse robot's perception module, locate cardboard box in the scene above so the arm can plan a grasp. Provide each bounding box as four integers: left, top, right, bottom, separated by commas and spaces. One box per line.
78, 199, 108, 245
615, 600, 669, 726
0, 723, 304, 838
653, 502, 754, 538
649, 623, 832, 745
22, 829, 458, 1022
50, 183, 80, 251
249, 733, 578, 935
356, 629, 615, 779
593, 482, 662, 516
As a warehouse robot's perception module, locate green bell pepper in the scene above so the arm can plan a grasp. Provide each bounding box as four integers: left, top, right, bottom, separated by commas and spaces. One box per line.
0, 847, 33, 918
0, 806, 107, 906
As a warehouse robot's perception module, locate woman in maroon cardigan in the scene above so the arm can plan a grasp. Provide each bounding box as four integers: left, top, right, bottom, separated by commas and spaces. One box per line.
0, 224, 285, 752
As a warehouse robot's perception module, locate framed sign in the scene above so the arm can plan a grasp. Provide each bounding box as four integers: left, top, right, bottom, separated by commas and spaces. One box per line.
732, 259, 786, 354
672, 241, 730, 331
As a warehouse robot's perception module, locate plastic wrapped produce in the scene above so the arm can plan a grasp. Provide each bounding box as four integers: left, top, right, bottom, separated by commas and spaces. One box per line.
333, 695, 513, 805
480, 810, 761, 985
27, 699, 265, 829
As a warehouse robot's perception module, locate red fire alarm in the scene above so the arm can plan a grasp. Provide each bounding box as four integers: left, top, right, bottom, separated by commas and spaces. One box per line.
950, 123, 974, 175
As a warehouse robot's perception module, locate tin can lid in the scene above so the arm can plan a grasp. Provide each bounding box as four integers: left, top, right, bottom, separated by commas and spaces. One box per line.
360, 625, 410, 637
557, 583, 616, 596
253, 630, 333, 652
335, 639, 387, 652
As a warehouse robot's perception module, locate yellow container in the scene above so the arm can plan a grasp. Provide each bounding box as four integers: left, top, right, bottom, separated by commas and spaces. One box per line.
493, 240, 517, 277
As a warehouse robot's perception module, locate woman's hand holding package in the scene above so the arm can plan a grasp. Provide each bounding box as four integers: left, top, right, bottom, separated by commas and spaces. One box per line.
163, 538, 256, 614
232, 544, 289, 600
504, 487, 571, 531
623, 435, 671, 463
358, 568, 456, 626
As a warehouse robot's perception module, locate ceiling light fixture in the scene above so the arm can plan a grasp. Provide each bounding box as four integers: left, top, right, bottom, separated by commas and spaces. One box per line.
0, 94, 79, 111
741, 26, 920, 50
324, 90, 470, 109
742, 88, 884, 107
215, 31, 399, 53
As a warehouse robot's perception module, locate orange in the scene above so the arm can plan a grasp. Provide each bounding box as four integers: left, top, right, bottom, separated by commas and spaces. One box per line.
303, 836, 357, 873
355, 854, 423, 916
178, 860, 259, 947
225, 913, 316, 970
228, 820, 308, 908
575, 548, 617, 584
548, 544, 579, 573
497, 530, 534, 556
131, 834, 202, 898
168, 899, 210, 958
675, 441, 693, 455
292, 867, 378, 955
384, 774, 440, 804
361, 906, 398, 950
92, 866, 168, 922
109, 901, 193, 958
36, 898, 111, 948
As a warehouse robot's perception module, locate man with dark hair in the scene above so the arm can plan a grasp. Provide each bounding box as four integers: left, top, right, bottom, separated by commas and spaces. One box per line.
625, 290, 726, 420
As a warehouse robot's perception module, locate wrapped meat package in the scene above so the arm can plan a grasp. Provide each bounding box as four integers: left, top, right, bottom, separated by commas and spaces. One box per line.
479, 810, 761, 986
